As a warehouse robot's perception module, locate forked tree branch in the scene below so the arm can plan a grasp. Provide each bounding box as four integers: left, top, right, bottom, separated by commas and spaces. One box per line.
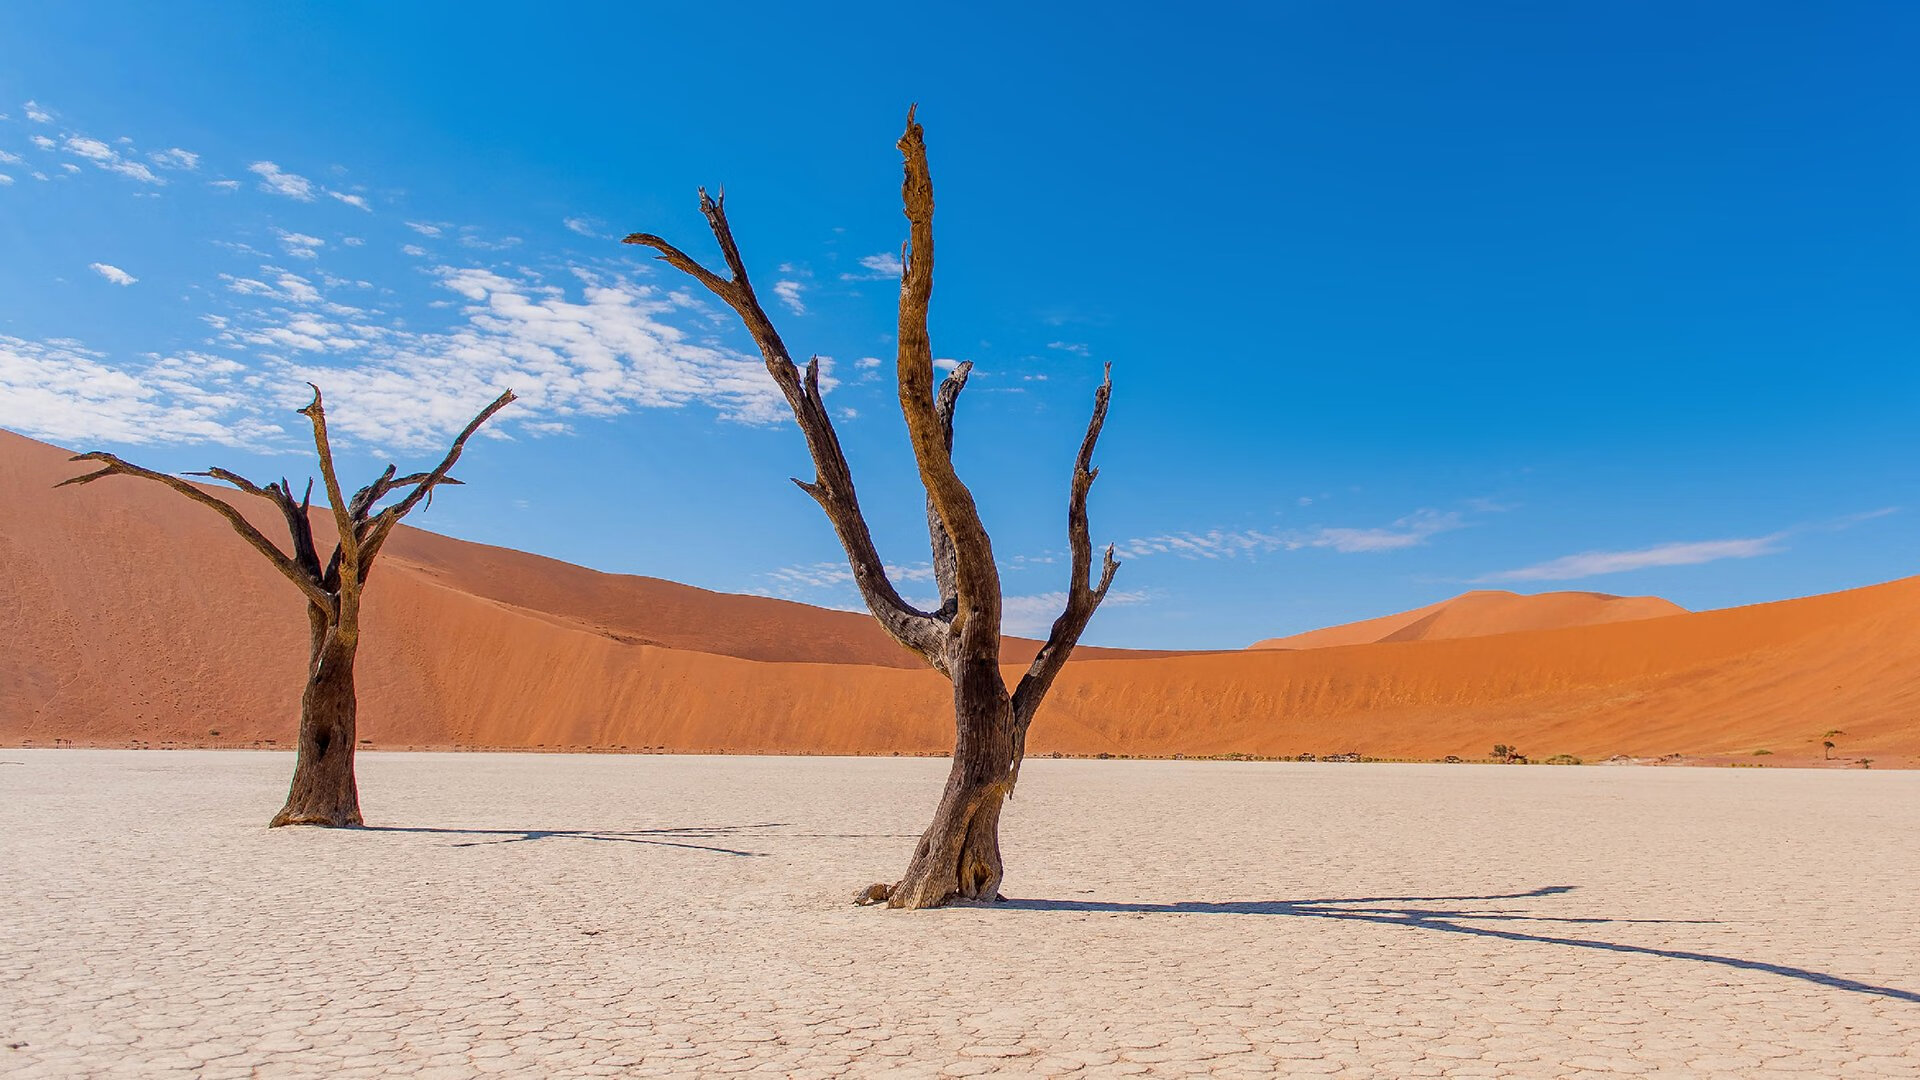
277, 477, 323, 583
893, 108, 1001, 661
187, 467, 326, 584
61, 388, 514, 622
625, 192, 951, 674
356, 389, 516, 573
299, 385, 362, 622
58, 455, 336, 613
1010, 364, 1120, 781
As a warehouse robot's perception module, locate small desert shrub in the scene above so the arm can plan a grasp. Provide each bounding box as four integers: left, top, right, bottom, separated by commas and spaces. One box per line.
1544, 753, 1582, 766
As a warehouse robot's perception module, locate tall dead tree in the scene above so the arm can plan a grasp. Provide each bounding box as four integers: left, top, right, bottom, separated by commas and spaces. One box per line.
626, 108, 1118, 909
60, 385, 515, 827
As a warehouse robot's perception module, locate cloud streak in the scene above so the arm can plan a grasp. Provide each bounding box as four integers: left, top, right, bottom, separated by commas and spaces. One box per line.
88, 263, 137, 286
249, 161, 315, 201
1114, 509, 1468, 561
1474, 537, 1784, 583
773, 279, 807, 315
840, 252, 903, 281
1000, 589, 1148, 635
1473, 509, 1897, 583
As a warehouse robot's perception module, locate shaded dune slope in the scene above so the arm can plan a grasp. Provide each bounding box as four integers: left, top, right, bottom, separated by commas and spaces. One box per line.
4, 429, 1915, 764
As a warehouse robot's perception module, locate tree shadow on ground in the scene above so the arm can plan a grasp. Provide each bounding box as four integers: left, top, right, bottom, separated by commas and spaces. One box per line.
1004, 885, 1920, 1004
360, 823, 787, 856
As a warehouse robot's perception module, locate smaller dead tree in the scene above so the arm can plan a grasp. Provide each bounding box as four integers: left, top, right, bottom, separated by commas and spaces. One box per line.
60, 385, 515, 827
626, 108, 1120, 908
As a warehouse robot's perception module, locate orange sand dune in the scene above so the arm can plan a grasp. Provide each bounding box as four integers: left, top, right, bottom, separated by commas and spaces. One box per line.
4, 428, 1916, 766
1252, 590, 1687, 650
380, 516, 1174, 669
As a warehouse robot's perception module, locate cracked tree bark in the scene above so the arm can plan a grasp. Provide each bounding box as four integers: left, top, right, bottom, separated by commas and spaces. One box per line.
60, 386, 515, 827
626, 107, 1118, 908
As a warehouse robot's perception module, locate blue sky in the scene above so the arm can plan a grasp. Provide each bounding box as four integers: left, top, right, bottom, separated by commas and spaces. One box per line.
1, 2, 1914, 649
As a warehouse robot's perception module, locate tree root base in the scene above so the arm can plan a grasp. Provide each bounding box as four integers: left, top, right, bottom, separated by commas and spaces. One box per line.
853, 882, 1010, 909
268, 810, 364, 829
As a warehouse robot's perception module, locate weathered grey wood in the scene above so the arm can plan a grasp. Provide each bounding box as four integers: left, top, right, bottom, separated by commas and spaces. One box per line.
60, 386, 515, 827
625, 107, 1120, 909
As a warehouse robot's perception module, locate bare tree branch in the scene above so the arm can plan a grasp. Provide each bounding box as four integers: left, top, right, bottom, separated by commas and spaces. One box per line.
185, 466, 327, 585
58, 454, 334, 613
356, 389, 517, 573
185, 463, 324, 580
298, 385, 362, 627
893, 108, 1002, 663
276, 477, 323, 583
622, 211, 739, 303
925, 362, 972, 617
625, 189, 951, 674
1010, 363, 1119, 784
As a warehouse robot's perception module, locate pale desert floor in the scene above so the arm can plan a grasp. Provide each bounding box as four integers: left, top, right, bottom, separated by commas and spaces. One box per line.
3, 752, 1917, 1078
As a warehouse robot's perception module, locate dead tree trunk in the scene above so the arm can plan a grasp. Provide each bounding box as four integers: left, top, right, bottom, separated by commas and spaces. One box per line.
272, 612, 362, 826
61, 386, 515, 827
626, 107, 1119, 908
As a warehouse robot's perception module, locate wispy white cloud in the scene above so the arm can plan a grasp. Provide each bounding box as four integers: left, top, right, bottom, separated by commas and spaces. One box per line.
1115, 510, 1467, 561
234, 263, 809, 445
761, 560, 934, 596
207, 178, 241, 192
458, 229, 521, 251
564, 216, 602, 238
30, 135, 56, 150
0, 336, 277, 447
23, 100, 53, 124
0, 150, 20, 165
63, 136, 115, 161
1473, 537, 1782, 583
149, 147, 199, 170
840, 252, 904, 281
4, 258, 824, 452
855, 356, 882, 370
220, 269, 321, 305
1311, 509, 1465, 553
88, 262, 137, 286
1470, 508, 1897, 584
329, 190, 371, 211
61, 135, 163, 184
274, 229, 325, 259
0, 174, 13, 187
1048, 341, 1090, 356
249, 161, 314, 201
773, 279, 807, 315
1001, 589, 1148, 635
405, 221, 443, 236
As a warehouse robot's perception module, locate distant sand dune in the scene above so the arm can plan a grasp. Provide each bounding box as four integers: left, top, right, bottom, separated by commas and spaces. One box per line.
1251, 589, 1687, 650
4, 428, 1915, 765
